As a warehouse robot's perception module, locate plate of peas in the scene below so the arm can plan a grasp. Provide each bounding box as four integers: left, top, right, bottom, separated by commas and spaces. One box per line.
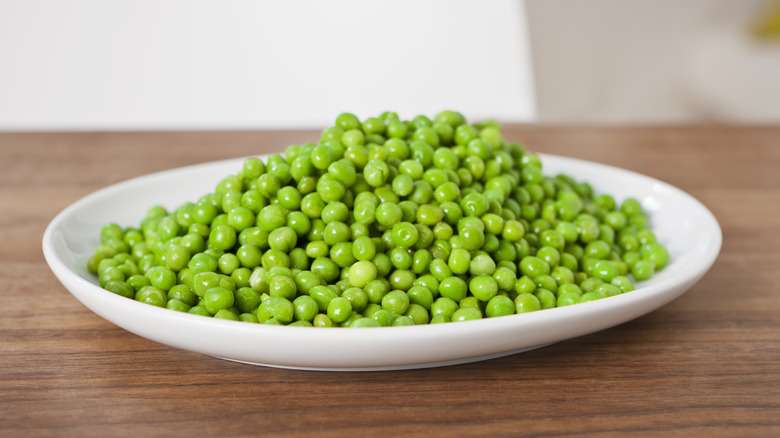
43, 111, 722, 371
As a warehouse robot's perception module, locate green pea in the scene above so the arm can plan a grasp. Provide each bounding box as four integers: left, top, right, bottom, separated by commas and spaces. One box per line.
327, 297, 353, 323
580, 277, 604, 292
166, 298, 192, 313
460, 192, 489, 217
642, 242, 669, 270
330, 242, 356, 268
267, 227, 297, 252
317, 174, 347, 203
104, 281, 134, 299
305, 240, 329, 259
486, 295, 515, 318
187, 305, 210, 317
431, 297, 459, 319
556, 292, 580, 307
429, 258, 453, 281
459, 225, 484, 251
146, 266, 177, 292
256, 296, 294, 323
234, 287, 261, 314
363, 159, 390, 187
388, 247, 411, 270
348, 317, 380, 328
239, 313, 259, 323
414, 274, 439, 295
372, 253, 392, 278
261, 249, 289, 269
164, 244, 190, 272
469, 276, 498, 302
514, 293, 541, 314
407, 285, 434, 310
591, 260, 618, 282
311, 257, 340, 283
306, 285, 336, 312
342, 129, 366, 148
429, 315, 449, 324
127, 274, 151, 291
519, 256, 550, 277
452, 124, 476, 145
451, 306, 482, 322
448, 248, 471, 275
292, 295, 319, 322
631, 260, 656, 281
411, 249, 433, 275
353, 201, 377, 225
236, 244, 263, 269
611, 276, 635, 293
389, 269, 416, 291
203, 287, 235, 314
579, 290, 606, 303
493, 267, 517, 291
132, 285, 167, 308
375, 202, 403, 228
391, 222, 418, 248
578, 218, 600, 243
321, 201, 349, 224
404, 304, 429, 325
416, 204, 444, 226
231, 266, 252, 287
560, 252, 579, 272
469, 253, 496, 276
366, 309, 390, 327
333, 113, 359, 131
382, 290, 410, 314
348, 260, 377, 288
268, 275, 297, 301
214, 253, 237, 276
534, 288, 556, 309
439, 276, 468, 302
597, 283, 623, 297
341, 287, 368, 313
323, 221, 350, 245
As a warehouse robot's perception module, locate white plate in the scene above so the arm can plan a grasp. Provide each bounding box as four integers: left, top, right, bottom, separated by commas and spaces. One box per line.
42, 154, 722, 371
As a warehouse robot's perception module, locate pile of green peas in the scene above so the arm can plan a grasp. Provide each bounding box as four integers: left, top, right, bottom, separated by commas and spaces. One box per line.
87, 110, 669, 328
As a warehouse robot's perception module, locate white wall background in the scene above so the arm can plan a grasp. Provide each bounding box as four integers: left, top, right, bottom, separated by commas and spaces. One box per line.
527, 0, 780, 124
0, 0, 536, 131
1, 0, 778, 130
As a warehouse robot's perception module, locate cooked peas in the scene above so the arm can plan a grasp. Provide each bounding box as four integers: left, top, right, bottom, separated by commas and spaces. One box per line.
451, 306, 482, 322
469, 276, 498, 302
89, 110, 669, 327
348, 260, 377, 288
135, 286, 167, 307
486, 295, 515, 318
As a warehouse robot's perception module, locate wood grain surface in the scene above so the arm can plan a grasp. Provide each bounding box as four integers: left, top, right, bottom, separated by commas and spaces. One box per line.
1, 126, 778, 437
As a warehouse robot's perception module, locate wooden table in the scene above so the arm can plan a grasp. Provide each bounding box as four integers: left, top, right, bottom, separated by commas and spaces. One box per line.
2, 126, 779, 437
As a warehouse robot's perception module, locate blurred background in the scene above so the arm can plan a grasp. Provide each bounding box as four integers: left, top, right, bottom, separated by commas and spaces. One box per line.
0, 0, 778, 131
